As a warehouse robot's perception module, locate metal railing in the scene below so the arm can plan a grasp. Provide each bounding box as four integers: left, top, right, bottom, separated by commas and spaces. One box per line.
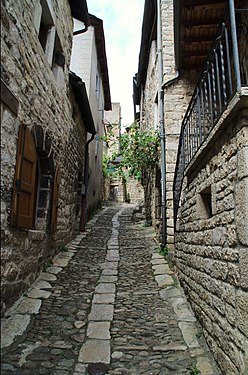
173, 0, 248, 226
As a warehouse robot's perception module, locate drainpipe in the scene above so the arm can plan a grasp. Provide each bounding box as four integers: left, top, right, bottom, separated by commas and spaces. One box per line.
80, 133, 95, 231
73, 26, 88, 35
157, 0, 167, 249
162, 70, 180, 89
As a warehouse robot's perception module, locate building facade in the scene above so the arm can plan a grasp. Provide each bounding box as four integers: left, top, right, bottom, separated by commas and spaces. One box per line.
1, 0, 95, 313
71, 14, 111, 219
134, 0, 248, 374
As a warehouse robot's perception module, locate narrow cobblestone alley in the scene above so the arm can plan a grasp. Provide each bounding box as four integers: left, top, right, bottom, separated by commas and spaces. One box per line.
1, 204, 219, 375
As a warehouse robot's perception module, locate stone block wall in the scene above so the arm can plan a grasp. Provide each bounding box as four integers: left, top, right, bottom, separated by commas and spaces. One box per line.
175, 105, 248, 374
139, 0, 196, 246
1, 0, 88, 313
126, 178, 144, 205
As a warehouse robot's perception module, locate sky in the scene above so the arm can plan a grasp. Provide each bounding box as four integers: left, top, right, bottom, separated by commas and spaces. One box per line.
87, 0, 145, 129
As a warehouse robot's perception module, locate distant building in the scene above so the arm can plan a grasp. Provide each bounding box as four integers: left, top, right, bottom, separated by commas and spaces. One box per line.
71, 14, 111, 219
104, 102, 121, 157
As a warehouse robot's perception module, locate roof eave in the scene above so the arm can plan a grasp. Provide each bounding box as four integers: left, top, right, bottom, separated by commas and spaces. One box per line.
90, 14, 112, 111
69, 0, 90, 28
69, 72, 96, 135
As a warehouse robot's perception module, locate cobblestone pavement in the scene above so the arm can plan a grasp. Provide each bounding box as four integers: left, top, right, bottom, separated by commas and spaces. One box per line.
1, 203, 220, 375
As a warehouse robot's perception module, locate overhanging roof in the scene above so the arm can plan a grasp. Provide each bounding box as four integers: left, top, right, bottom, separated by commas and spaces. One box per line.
174, 0, 247, 70
137, 0, 157, 87
90, 14, 112, 111
134, 0, 156, 105
69, 0, 90, 27
69, 72, 96, 135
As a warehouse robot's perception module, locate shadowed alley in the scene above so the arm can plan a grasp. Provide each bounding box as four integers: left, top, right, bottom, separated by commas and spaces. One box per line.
1, 204, 219, 375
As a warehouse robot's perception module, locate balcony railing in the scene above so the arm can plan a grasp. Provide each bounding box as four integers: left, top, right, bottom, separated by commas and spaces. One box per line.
173, 0, 247, 226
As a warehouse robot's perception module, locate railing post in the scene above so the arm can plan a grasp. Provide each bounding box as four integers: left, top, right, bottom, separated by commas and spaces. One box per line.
229, 0, 241, 90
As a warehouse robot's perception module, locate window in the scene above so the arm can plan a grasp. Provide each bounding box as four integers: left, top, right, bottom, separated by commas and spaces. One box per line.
35, 0, 56, 66
50, 165, 60, 234
11, 125, 60, 233
52, 33, 65, 86
96, 74, 100, 100
95, 134, 99, 157
198, 186, 213, 219
11, 125, 37, 229
154, 93, 158, 130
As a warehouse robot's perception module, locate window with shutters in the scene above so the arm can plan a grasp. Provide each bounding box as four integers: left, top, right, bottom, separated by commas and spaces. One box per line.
50, 165, 60, 234
11, 124, 59, 233
11, 125, 38, 229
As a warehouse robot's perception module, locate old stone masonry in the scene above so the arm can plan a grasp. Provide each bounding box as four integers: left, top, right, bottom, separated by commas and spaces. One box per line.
1, 204, 220, 375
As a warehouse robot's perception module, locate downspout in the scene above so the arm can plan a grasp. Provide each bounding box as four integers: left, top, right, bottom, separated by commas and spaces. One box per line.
73, 26, 88, 35
157, 0, 167, 249
80, 133, 95, 231
162, 70, 180, 89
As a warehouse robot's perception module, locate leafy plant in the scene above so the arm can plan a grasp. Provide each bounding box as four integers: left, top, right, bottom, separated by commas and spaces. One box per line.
188, 365, 201, 375
196, 330, 203, 338
159, 245, 169, 256
119, 123, 160, 181
142, 220, 151, 227
58, 244, 68, 252
102, 122, 160, 181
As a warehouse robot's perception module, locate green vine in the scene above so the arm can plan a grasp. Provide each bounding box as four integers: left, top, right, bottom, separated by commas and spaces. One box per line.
102, 122, 160, 181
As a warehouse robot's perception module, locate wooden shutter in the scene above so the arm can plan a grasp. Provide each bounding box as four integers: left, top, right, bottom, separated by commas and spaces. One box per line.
50, 165, 60, 234
11, 125, 37, 228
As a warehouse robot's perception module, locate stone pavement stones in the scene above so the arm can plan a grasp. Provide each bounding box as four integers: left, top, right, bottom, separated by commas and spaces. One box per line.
1, 314, 31, 349
95, 283, 116, 294
78, 339, 111, 364
155, 274, 174, 287
87, 322, 111, 339
93, 294, 115, 304
88, 304, 114, 321
1, 203, 220, 375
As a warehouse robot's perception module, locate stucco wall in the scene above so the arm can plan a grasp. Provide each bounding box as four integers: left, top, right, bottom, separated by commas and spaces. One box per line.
71, 22, 106, 218
175, 105, 248, 375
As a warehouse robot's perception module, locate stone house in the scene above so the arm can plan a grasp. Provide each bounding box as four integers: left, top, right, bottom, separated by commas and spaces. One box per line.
0, 0, 97, 313
103, 104, 144, 205
70, 14, 112, 220
134, 0, 248, 374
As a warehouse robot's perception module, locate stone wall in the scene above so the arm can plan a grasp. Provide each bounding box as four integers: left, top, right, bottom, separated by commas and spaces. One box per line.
126, 178, 144, 206
139, 0, 195, 246
1, 0, 88, 313
109, 178, 125, 203
175, 103, 248, 374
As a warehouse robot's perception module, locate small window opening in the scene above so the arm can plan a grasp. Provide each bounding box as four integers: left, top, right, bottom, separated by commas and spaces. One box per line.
37, 1, 55, 65
199, 186, 212, 219
52, 33, 65, 86
96, 74, 100, 100
38, 18, 49, 51
52, 34, 65, 70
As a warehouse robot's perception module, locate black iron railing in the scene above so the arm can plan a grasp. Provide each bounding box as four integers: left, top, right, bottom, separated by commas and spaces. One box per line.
173, 0, 247, 226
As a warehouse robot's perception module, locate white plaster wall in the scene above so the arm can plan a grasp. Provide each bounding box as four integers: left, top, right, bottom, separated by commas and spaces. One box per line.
70, 20, 106, 215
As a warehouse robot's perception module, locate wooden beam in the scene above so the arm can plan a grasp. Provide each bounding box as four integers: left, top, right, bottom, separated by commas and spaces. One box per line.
182, 50, 209, 57
1, 79, 19, 115
183, 0, 226, 7
183, 20, 220, 28
182, 36, 214, 43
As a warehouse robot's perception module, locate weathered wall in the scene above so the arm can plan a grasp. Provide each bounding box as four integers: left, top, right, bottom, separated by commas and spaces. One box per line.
139, 0, 195, 245
71, 22, 106, 219
109, 178, 125, 203
1, 0, 87, 313
126, 178, 144, 206
175, 106, 248, 375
